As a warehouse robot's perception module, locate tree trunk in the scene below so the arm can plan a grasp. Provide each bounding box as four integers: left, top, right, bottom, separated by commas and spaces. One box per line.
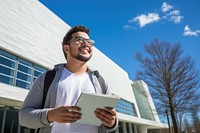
170, 104, 179, 133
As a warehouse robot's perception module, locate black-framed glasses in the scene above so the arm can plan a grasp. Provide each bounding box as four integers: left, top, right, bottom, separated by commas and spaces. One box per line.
68, 36, 95, 47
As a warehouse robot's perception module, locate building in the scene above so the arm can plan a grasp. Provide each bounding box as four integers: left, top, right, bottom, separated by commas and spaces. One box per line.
0, 0, 168, 133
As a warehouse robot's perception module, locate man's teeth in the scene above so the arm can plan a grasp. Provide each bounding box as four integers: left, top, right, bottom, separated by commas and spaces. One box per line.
80, 48, 88, 53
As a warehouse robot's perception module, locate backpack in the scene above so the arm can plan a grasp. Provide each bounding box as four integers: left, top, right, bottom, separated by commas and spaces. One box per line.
41, 69, 106, 109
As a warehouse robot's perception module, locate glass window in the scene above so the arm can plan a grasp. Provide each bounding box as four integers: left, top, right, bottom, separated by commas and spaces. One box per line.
0, 50, 17, 68
34, 65, 46, 73
33, 70, 41, 78
33, 65, 46, 78
0, 56, 16, 68
17, 71, 31, 82
115, 99, 137, 116
16, 59, 32, 89
0, 50, 47, 90
0, 74, 14, 85
18, 58, 32, 74
33, 65, 47, 82
0, 66, 14, 76
133, 86, 155, 121
16, 80, 30, 90
0, 50, 16, 85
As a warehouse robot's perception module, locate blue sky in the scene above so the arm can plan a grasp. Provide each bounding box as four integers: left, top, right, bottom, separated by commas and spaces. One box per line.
39, 0, 200, 81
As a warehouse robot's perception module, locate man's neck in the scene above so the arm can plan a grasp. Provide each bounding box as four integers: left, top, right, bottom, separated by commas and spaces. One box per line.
65, 61, 88, 75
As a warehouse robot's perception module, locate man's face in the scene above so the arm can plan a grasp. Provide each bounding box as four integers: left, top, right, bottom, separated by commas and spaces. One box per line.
66, 32, 94, 62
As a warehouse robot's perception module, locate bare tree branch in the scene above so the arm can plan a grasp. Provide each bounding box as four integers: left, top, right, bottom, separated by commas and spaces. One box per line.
135, 39, 200, 133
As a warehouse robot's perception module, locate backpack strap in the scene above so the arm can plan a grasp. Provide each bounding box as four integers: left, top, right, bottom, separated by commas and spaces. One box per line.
93, 70, 107, 94
41, 69, 56, 108
37, 70, 56, 133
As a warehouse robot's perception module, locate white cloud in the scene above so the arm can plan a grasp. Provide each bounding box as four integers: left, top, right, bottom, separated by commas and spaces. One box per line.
162, 2, 173, 12
183, 25, 200, 36
123, 25, 136, 30
169, 10, 180, 16
124, 2, 184, 30
166, 10, 183, 23
170, 15, 183, 23
130, 13, 160, 27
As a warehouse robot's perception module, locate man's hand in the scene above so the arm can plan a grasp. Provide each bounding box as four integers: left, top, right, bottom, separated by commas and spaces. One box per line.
94, 107, 117, 128
47, 106, 81, 123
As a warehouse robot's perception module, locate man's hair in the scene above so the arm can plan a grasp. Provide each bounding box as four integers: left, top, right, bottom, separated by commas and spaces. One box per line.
62, 25, 90, 60
62, 25, 90, 45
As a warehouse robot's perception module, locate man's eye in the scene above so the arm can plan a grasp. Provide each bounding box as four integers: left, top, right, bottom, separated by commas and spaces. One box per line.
77, 38, 83, 41
87, 40, 92, 43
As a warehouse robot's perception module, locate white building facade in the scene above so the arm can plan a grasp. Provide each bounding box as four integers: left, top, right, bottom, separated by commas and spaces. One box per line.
0, 0, 167, 133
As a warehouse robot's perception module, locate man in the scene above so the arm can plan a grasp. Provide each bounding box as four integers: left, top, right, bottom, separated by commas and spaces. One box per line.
19, 25, 118, 133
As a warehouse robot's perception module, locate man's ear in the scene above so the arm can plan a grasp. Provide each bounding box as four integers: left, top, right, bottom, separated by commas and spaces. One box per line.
63, 45, 69, 53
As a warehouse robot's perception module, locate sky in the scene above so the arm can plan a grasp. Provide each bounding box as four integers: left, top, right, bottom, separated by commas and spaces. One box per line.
39, 0, 200, 81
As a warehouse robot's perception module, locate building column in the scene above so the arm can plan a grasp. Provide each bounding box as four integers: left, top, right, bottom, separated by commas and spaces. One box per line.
138, 125, 147, 133
122, 122, 127, 133
128, 123, 133, 133
1, 107, 7, 133
134, 124, 138, 133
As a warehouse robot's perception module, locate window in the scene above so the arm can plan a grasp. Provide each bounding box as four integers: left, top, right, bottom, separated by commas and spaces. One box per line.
115, 98, 137, 116
0, 49, 47, 89
33, 65, 46, 83
0, 50, 16, 85
133, 86, 155, 121
16, 58, 32, 89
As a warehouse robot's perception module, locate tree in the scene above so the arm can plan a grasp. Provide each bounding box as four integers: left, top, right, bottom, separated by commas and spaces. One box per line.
183, 117, 192, 133
135, 39, 200, 133
191, 110, 200, 133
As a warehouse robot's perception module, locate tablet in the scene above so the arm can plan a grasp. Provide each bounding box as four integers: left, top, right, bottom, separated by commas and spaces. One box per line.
75, 92, 120, 126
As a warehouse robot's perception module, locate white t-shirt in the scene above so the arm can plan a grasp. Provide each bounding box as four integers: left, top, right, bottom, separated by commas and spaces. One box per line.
51, 68, 98, 133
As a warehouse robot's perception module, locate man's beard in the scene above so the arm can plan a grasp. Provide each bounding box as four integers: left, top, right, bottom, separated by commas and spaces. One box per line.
69, 46, 92, 62
75, 53, 92, 62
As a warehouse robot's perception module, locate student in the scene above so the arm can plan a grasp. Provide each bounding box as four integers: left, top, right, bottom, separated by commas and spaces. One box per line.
19, 25, 118, 133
